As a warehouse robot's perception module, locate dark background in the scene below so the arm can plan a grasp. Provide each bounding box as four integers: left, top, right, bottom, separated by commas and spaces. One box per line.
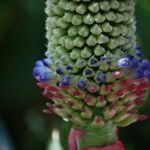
0, 0, 150, 150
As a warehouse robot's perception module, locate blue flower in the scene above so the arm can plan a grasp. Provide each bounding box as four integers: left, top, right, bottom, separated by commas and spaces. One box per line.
42, 58, 51, 66
95, 71, 106, 83
144, 70, 150, 79
56, 67, 63, 75
127, 54, 134, 60
135, 69, 145, 79
40, 71, 53, 81
77, 79, 87, 90
33, 59, 53, 81
60, 76, 72, 86
129, 59, 139, 69
118, 57, 130, 68
135, 45, 141, 51
66, 65, 73, 70
140, 60, 150, 70
33, 66, 46, 76
100, 56, 109, 63
84, 68, 93, 75
90, 58, 97, 65
35, 60, 44, 67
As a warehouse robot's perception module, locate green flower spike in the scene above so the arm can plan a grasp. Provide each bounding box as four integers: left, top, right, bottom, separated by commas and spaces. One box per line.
33, 0, 150, 149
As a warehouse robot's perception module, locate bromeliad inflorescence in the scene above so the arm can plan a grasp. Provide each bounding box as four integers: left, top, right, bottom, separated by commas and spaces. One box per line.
33, 0, 150, 149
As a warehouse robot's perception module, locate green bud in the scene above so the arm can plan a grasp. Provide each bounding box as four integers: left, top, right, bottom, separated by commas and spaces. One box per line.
119, 25, 128, 35
66, 1, 76, 11
110, 27, 121, 37
117, 36, 127, 46
86, 35, 97, 46
109, 61, 118, 70
90, 24, 102, 35
76, 58, 87, 68
99, 63, 109, 71
94, 13, 105, 23
102, 23, 113, 33
53, 28, 65, 38
68, 26, 78, 36
123, 12, 131, 22
74, 36, 85, 47
78, 25, 89, 37
76, 3, 87, 14
63, 13, 73, 22
72, 15, 83, 26
110, 0, 120, 9
47, 17, 58, 29
55, 46, 66, 55
88, 2, 99, 13
98, 34, 109, 44
107, 39, 118, 49
117, 2, 127, 12
70, 48, 81, 60
58, 0, 68, 9
115, 13, 124, 23
65, 37, 74, 49
58, 36, 66, 47
81, 47, 92, 58
105, 11, 116, 22
51, 35, 59, 45
57, 18, 69, 29
94, 45, 105, 56
100, 1, 110, 11
83, 14, 94, 25
53, 6, 64, 16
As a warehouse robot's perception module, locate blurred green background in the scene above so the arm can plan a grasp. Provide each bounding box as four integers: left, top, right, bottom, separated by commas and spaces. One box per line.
0, 0, 150, 150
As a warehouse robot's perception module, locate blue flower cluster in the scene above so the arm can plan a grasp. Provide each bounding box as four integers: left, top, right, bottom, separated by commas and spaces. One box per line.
117, 46, 150, 79
33, 58, 53, 81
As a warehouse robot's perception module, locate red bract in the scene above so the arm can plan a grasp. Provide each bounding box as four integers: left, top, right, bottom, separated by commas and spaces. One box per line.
73, 90, 81, 96
84, 96, 92, 103
120, 79, 131, 86
42, 90, 55, 99
116, 89, 126, 97
127, 84, 137, 91
138, 115, 149, 121
137, 82, 149, 91
134, 99, 144, 105
105, 85, 112, 92
99, 96, 105, 102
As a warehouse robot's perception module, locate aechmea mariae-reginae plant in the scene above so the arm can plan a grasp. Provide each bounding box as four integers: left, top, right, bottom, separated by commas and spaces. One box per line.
33, 0, 150, 149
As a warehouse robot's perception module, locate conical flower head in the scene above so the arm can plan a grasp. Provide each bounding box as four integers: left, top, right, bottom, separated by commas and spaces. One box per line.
33, 0, 150, 129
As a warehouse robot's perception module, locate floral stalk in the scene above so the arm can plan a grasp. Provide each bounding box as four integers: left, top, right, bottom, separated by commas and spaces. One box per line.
33, 0, 150, 149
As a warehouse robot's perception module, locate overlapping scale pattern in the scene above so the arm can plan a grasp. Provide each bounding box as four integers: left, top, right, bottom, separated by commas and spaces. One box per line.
33, 0, 150, 129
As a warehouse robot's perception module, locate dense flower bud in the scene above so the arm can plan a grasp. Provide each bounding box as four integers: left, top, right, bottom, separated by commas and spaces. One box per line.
33, 0, 149, 148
